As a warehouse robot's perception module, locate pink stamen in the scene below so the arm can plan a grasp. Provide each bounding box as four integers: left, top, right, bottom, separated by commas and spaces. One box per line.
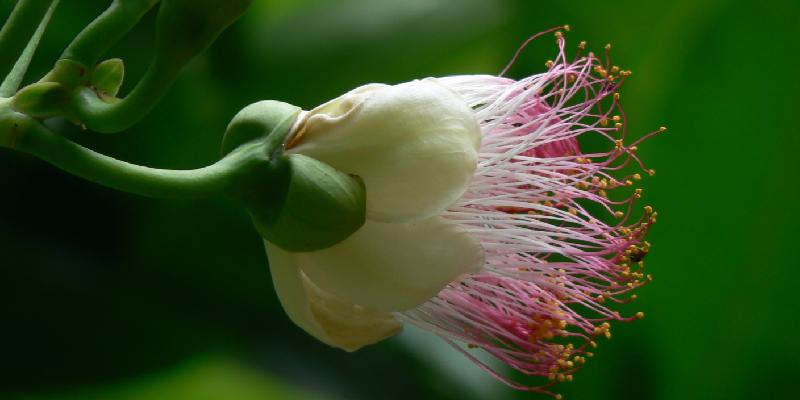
402, 28, 662, 396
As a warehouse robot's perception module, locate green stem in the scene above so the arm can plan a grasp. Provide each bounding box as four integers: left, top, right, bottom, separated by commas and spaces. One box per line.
70, 57, 181, 133
0, 0, 55, 86
9, 118, 265, 199
61, 0, 160, 67
68, 0, 251, 133
0, 0, 59, 97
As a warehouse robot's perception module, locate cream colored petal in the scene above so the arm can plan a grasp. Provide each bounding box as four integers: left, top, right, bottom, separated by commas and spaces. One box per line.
297, 217, 485, 312
266, 242, 402, 352
288, 78, 480, 222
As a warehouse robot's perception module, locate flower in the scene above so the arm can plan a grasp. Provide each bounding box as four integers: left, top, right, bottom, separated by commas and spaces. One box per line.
265, 28, 660, 396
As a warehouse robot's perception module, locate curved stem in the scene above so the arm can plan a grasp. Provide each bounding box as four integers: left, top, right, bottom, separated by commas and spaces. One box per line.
70, 57, 181, 133
0, 0, 59, 97
60, 0, 160, 67
69, 0, 251, 133
10, 119, 264, 199
0, 0, 54, 85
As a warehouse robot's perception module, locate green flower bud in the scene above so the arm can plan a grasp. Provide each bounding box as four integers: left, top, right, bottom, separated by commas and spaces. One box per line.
11, 82, 72, 120
40, 59, 86, 88
91, 58, 125, 97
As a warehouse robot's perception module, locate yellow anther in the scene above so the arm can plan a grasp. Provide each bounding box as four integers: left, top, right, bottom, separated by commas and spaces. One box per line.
599, 118, 609, 126
636, 311, 645, 319
594, 66, 608, 77
615, 122, 623, 130
644, 205, 653, 214
605, 43, 612, 50
647, 169, 656, 176
614, 211, 624, 218
555, 394, 563, 400
579, 40, 587, 50
555, 31, 564, 40
563, 24, 571, 31
566, 375, 574, 382
545, 60, 555, 68
598, 190, 608, 199
610, 66, 620, 74
612, 115, 621, 122
630, 145, 638, 151
659, 126, 667, 132
614, 92, 620, 101
625, 180, 634, 186
620, 70, 632, 77
589, 341, 597, 348
630, 294, 638, 300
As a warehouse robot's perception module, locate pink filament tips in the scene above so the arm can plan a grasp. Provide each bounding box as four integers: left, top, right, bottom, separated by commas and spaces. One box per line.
401, 27, 663, 397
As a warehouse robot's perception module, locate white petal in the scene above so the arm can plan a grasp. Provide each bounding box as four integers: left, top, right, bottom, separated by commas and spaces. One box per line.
296, 217, 485, 312
288, 78, 480, 222
265, 242, 402, 352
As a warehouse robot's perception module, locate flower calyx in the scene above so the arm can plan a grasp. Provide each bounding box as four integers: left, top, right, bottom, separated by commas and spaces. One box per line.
223, 100, 367, 252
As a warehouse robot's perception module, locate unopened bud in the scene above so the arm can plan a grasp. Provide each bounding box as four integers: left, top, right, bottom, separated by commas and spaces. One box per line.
91, 58, 125, 97
12, 82, 71, 119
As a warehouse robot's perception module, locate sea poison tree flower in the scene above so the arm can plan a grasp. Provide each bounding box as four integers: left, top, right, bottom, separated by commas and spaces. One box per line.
266, 27, 661, 396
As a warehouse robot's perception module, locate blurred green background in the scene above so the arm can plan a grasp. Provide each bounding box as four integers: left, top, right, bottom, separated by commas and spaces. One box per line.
1, 0, 797, 399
